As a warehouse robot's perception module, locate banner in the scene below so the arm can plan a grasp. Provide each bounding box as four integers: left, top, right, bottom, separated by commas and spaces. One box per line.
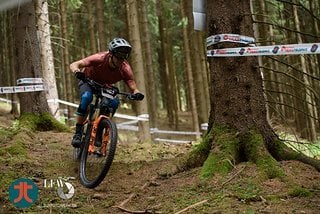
0, 85, 45, 94
207, 43, 320, 57
207, 34, 255, 46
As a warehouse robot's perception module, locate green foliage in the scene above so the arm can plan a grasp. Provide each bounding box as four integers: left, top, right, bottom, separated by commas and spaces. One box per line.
288, 186, 313, 197
0, 139, 27, 158
232, 181, 262, 202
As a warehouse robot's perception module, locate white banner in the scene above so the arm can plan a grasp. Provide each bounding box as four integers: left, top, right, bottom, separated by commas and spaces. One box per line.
207, 34, 255, 46
0, 85, 45, 94
207, 43, 320, 57
17, 78, 44, 85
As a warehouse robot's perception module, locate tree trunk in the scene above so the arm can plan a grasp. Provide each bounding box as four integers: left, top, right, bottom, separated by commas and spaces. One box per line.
177, 0, 320, 178
292, 0, 317, 141
126, 0, 150, 142
180, 0, 200, 137
60, 0, 73, 120
87, 0, 97, 53
138, 0, 157, 130
157, 1, 176, 129
13, 0, 49, 114
96, 0, 106, 51
35, 0, 60, 119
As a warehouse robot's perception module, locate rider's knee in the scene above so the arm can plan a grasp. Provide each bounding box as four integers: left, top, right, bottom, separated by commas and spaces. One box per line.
77, 91, 93, 115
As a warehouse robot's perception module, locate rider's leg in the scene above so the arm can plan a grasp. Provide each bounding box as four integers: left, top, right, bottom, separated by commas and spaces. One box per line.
72, 82, 93, 147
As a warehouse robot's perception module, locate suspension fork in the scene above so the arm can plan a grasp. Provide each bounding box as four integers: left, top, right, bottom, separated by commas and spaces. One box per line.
88, 115, 110, 154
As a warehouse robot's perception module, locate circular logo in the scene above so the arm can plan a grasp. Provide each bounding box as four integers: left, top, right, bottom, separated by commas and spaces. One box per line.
272, 46, 279, 54
239, 48, 245, 55
9, 178, 38, 208
311, 44, 318, 52
57, 182, 75, 200
214, 35, 221, 43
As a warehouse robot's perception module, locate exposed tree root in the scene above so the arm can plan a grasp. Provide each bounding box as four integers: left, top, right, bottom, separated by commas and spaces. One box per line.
176, 124, 320, 179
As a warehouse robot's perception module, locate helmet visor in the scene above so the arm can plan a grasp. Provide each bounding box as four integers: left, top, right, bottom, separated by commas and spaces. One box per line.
113, 51, 130, 60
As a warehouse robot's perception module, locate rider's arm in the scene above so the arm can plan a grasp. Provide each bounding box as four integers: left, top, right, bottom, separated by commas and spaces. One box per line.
126, 79, 140, 94
70, 59, 86, 73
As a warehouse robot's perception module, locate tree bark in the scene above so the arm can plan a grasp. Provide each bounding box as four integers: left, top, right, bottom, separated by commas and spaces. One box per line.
126, 0, 150, 141
35, 0, 60, 119
177, 0, 320, 178
13, 0, 49, 114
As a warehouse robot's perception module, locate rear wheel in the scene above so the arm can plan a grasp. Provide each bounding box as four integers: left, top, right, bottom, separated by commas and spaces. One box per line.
79, 118, 117, 188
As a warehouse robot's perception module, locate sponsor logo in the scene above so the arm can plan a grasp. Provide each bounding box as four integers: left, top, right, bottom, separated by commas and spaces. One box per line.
311, 44, 318, 52
9, 178, 38, 208
272, 46, 279, 54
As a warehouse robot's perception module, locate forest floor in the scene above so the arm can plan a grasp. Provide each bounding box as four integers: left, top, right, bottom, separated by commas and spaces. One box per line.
1, 106, 320, 214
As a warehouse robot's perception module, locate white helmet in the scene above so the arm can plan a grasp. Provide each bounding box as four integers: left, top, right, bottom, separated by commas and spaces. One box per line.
108, 38, 132, 59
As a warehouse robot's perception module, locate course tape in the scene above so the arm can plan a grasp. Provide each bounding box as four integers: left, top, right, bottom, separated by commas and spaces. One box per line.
207, 43, 320, 57
16, 78, 44, 85
0, 85, 45, 94
207, 34, 255, 47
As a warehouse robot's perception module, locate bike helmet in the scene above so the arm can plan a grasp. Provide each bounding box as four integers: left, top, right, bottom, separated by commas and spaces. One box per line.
108, 38, 132, 60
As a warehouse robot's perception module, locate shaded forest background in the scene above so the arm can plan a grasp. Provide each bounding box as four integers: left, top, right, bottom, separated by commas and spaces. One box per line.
0, 0, 319, 143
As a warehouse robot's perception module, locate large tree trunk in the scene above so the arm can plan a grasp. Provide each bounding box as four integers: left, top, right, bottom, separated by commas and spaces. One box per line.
14, 0, 49, 114
177, 0, 320, 178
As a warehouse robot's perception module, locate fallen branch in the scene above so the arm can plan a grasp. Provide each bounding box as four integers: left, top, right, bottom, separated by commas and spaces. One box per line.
174, 199, 208, 214
221, 165, 246, 187
114, 205, 161, 214
119, 182, 149, 207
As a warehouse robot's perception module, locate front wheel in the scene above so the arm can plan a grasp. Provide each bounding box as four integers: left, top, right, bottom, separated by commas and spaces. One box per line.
79, 118, 118, 188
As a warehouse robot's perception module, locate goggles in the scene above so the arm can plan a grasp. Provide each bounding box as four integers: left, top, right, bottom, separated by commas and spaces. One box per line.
113, 51, 129, 60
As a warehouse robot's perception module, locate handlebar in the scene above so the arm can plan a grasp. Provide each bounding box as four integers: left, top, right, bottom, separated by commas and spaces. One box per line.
74, 71, 144, 101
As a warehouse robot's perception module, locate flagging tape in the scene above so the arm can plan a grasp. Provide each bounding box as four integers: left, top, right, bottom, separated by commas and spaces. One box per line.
0, 85, 45, 94
207, 34, 255, 47
206, 34, 320, 57
207, 39, 320, 57
0, 78, 45, 94
17, 78, 44, 85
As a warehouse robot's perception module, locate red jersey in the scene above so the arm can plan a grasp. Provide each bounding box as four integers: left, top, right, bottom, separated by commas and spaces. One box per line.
82, 52, 135, 87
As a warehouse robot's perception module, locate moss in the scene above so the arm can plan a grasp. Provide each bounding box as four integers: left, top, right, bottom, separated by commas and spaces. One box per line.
0, 139, 27, 158
19, 113, 69, 132
200, 125, 239, 179
244, 129, 284, 179
177, 128, 214, 171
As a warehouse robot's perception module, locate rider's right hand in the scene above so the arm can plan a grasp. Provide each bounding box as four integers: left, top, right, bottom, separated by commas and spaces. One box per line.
128, 93, 144, 101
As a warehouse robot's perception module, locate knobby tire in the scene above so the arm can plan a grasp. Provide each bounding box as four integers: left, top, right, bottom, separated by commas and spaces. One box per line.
79, 118, 117, 188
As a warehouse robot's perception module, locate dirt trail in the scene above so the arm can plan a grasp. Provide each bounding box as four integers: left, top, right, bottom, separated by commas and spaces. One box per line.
1, 112, 320, 213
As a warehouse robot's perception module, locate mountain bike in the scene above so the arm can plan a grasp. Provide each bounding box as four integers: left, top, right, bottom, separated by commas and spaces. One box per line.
73, 74, 144, 188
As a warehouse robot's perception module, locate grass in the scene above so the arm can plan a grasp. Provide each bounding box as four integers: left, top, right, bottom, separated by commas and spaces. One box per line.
278, 132, 320, 159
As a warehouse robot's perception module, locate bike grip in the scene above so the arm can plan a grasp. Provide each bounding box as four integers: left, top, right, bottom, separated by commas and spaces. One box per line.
75, 71, 85, 81
134, 93, 144, 101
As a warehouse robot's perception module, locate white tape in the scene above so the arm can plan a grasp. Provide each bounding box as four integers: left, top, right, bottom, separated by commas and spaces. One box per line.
0, 85, 45, 94
17, 78, 44, 85
207, 34, 255, 47
154, 138, 193, 144
207, 43, 320, 57
150, 128, 202, 135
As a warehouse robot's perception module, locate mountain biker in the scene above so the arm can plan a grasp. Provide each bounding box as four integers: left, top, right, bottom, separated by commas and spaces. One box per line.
69, 37, 144, 148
